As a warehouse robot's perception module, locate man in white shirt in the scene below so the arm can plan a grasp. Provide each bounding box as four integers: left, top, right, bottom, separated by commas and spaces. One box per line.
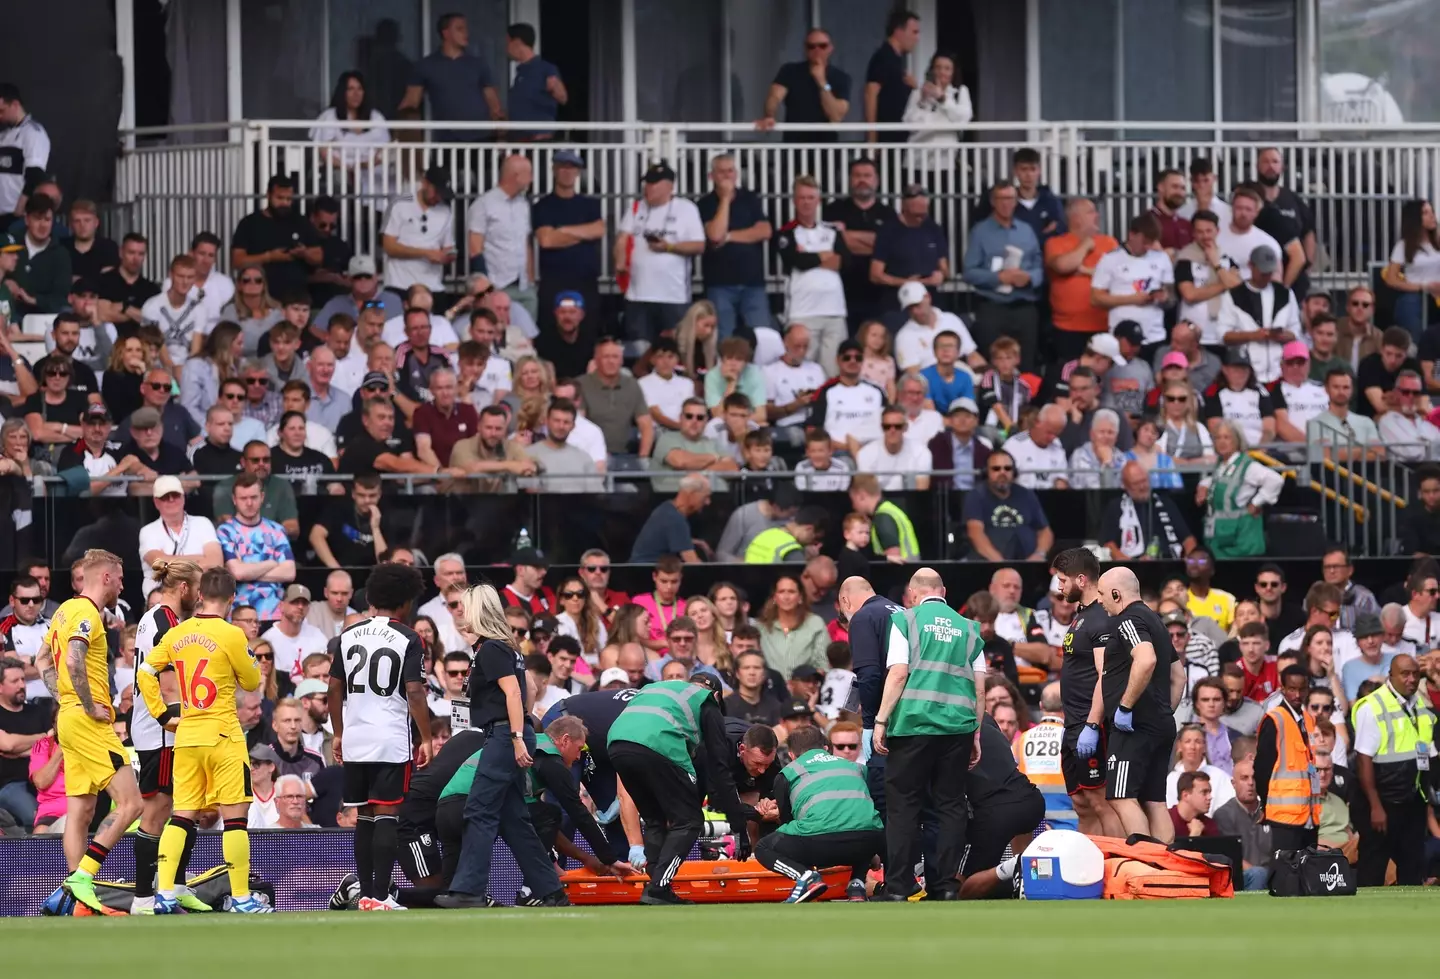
161, 231, 234, 325
550, 381, 608, 472
1218, 246, 1299, 385
638, 337, 695, 432
1272, 342, 1332, 443
1090, 213, 1175, 349
774, 175, 848, 375
141, 254, 211, 378
137, 475, 222, 596
1173, 209, 1242, 348
896, 373, 944, 448
764, 323, 826, 447
0, 87, 49, 216
467, 154, 536, 319
259, 584, 332, 676
416, 553, 470, 654
380, 167, 455, 291
809, 338, 884, 454
382, 284, 461, 349
1216, 186, 1283, 282
1378, 369, 1440, 462
1006, 404, 1070, 489
1400, 569, 1440, 649
1176, 157, 1231, 227
856, 406, 931, 491
614, 162, 705, 354
894, 281, 979, 372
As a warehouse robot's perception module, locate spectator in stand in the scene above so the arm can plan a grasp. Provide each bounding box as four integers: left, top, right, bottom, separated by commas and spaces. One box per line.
50, 286, 113, 378
468, 154, 535, 318
808, 338, 885, 455
220, 266, 284, 359
793, 427, 853, 491
1154, 322, 1223, 399
505, 22, 566, 139
214, 440, 300, 536
1337, 286, 1382, 372
758, 574, 828, 677
501, 548, 557, 618
398, 12, 505, 139
1317, 545, 1380, 633
114, 405, 195, 494
1101, 460, 1195, 561
95, 232, 158, 329
1217, 246, 1299, 386
636, 336, 693, 432
1216, 186, 1283, 283
1006, 404, 1069, 490
343, 397, 457, 482
412, 366, 477, 470
447, 401, 532, 493
1254, 149, 1314, 295
758, 29, 851, 140
927, 396, 990, 492
716, 481, 797, 563
269, 704, 324, 784
528, 290, 594, 391
309, 474, 389, 570
0, 656, 49, 828
546, 379, 608, 472
1356, 326, 1421, 420
1091, 213, 1174, 357
1400, 568, 1440, 647
894, 281, 980, 373
112, 365, 198, 451
699, 154, 773, 339
1203, 347, 1275, 447
309, 67, 391, 197
1, 576, 50, 700
260, 586, 330, 678
774, 177, 849, 375
578, 336, 654, 460
1400, 469, 1440, 556
212, 377, 265, 449
532, 152, 603, 323
920, 329, 976, 410
218, 472, 296, 622
22, 352, 89, 452
964, 182, 1044, 372
307, 571, 354, 638
270, 383, 343, 464
704, 336, 766, 423
313, 256, 402, 339
1102, 322, 1154, 423
235, 358, 282, 431
724, 650, 784, 725
1068, 408, 1126, 490
525, 397, 602, 494
1149, 168, 1193, 258
1159, 380, 1215, 464
895, 372, 944, 446
963, 448, 1052, 562
302, 345, 349, 432
54, 404, 137, 497
856, 404, 931, 491
1168, 771, 1220, 837
1176, 157, 1231, 227
824, 158, 890, 332
1307, 369, 1380, 461
10, 194, 70, 317
229, 174, 320, 301
616, 161, 705, 352
853, 319, 897, 402
382, 284, 460, 350
1377, 370, 1440, 460
395, 308, 451, 402
63, 199, 119, 283
1197, 420, 1284, 559
901, 50, 972, 160
864, 10, 920, 143
179, 321, 242, 428
1382, 199, 1440, 339
136, 474, 221, 601
974, 336, 1030, 436
578, 548, 628, 619
871, 185, 949, 314
629, 474, 713, 565
1271, 342, 1330, 444
1061, 364, 1134, 453
381, 166, 455, 294
651, 396, 738, 493
1044, 196, 1119, 362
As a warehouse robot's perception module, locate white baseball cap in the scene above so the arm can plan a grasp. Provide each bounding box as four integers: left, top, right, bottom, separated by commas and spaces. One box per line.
898, 281, 929, 309
598, 667, 631, 687
152, 475, 185, 499
1085, 332, 1126, 366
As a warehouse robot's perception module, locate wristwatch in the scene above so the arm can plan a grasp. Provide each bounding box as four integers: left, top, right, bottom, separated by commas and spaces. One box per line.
511, 732, 523, 742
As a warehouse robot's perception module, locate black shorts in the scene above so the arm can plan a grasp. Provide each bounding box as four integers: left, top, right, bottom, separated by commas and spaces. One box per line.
961, 787, 1046, 876
137, 747, 174, 798
398, 823, 444, 883
1061, 723, 1106, 795
1105, 729, 1172, 804
343, 761, 413, 808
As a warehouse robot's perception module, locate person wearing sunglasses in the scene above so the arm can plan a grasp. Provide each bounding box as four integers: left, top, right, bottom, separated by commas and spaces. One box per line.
756, 28, 850, 139
1336, 284, 1382, 370
112, 366, 201, 453
1272, 580, 1342, 655
960, 448, 1051, 563
22, 351, 89, 449
1378, 368, 1440, 461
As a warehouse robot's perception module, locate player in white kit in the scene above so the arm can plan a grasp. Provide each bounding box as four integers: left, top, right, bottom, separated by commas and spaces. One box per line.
327, 563, 433, 911
130, 559, 209, 915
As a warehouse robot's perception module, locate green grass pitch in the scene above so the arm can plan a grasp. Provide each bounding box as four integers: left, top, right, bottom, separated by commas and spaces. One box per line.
6, 890, 1435, 978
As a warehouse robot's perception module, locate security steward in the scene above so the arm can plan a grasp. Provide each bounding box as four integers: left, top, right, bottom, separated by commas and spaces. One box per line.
607, 674, 758, 905
743, 507, 828, 564
873, 567, 985, 901
848, 473, 921, 562
1011, 681, 1078, 831
960, 712, 1046, 899
435, 715, 635, 902
753, 724, 885, 904
541, 686, 641, 853
1253, 664, 1323, 854
1352, 654, 1436, 886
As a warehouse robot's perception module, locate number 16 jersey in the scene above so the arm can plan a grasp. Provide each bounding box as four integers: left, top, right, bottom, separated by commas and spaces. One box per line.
331, 616, 426, 764
139, 612, 260, 748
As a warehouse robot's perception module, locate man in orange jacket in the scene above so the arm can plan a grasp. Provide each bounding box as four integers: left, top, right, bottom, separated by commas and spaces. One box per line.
1253, 664, 1323, 854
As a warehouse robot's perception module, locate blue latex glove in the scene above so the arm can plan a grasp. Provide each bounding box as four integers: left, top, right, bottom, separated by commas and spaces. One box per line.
1075, 723, 1100, 759
594, 798, 622, 825
1113, 706, 1134, 733
628, 844, 648, 870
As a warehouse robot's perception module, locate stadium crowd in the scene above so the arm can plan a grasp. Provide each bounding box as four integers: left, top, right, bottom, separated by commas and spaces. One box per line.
1, 8, 1439, 908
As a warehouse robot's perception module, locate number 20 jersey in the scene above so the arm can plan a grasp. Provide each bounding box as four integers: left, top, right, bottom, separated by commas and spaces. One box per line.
330, 616, 426, 764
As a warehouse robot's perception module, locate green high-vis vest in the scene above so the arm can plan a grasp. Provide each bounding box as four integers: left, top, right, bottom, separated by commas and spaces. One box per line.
744, 527, 802, 564
886, 598, 982, 737
869, 499, 920, 561
775, 747, 884, 837
606, 679, 713, 775
439, 735, 558, 802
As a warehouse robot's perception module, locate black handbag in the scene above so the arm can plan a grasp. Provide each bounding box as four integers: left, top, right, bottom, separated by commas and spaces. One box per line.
1268, 847, 1356, 897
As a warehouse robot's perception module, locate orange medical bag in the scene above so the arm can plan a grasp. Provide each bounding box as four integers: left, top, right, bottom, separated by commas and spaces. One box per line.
559, 860, 852, 904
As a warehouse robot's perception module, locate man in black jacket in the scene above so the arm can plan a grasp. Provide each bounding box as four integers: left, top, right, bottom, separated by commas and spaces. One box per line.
838, 576, 901, 813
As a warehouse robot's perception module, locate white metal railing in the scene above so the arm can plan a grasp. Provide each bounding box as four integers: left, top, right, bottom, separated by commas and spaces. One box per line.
111, 120, 1440, 291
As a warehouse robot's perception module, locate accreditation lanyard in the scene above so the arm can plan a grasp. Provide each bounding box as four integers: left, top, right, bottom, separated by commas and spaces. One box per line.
1392, 686, 1431, 771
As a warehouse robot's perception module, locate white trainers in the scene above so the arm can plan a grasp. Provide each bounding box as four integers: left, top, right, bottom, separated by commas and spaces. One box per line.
130, 895, 155, 916
358, 895, 407, 911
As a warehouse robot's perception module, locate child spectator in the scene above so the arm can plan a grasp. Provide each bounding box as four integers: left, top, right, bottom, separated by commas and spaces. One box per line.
920, 329, 977, 409
836, 511, 871, 582
794, 428, 852, 491
740, 428, 787, 498
29, 706, 66, 833
976, 336, 1031, 436
704, 336, 767, 421
856, 320, 896, 402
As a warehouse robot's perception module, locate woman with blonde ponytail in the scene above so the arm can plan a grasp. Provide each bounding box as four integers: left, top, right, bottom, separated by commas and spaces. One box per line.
437, 584, 566, 909
129, 556, 206, 914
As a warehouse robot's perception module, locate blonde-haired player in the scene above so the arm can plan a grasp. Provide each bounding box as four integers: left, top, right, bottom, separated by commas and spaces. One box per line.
138, 567, 269, 913
36, 549, 144, 912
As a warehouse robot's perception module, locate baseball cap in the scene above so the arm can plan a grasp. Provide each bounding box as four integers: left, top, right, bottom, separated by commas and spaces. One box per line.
1223, 346, 1253, 368
1282, 340, 1310, 362
512, 547, 548, 568
347, 255, 377, 277
130, 406, 162, 430
781, 699, 813, 720
1160, 609, 1189, 628
898, 281, 928, 309
83, 403, 111, 422
294, 678, 328, 699
1086, 332, 1126, 365
0, 231, 23, 253
249, 744, 280, 765
70, 276, 100, 296
283, 584, 312, 603
642, 161, 676, 184
1352, 613, 1382, 639
554, 149, 585, 169
422, 165, 455, 203
1110, 321, 1143, 352
1160, 351, 1189, 371
361, 371, 390, 390
554, 290, 585, 311
946, 396, 979, 416
1249, 245, 1279, 275
837, 338, 862, 358
790, 664, 822, 682
599, 667, 630, 687
531, 616, 559, 635
152, 475, 185, 499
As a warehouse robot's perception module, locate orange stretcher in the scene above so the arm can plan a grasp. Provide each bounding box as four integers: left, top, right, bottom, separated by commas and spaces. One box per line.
560, 860, 853, 904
